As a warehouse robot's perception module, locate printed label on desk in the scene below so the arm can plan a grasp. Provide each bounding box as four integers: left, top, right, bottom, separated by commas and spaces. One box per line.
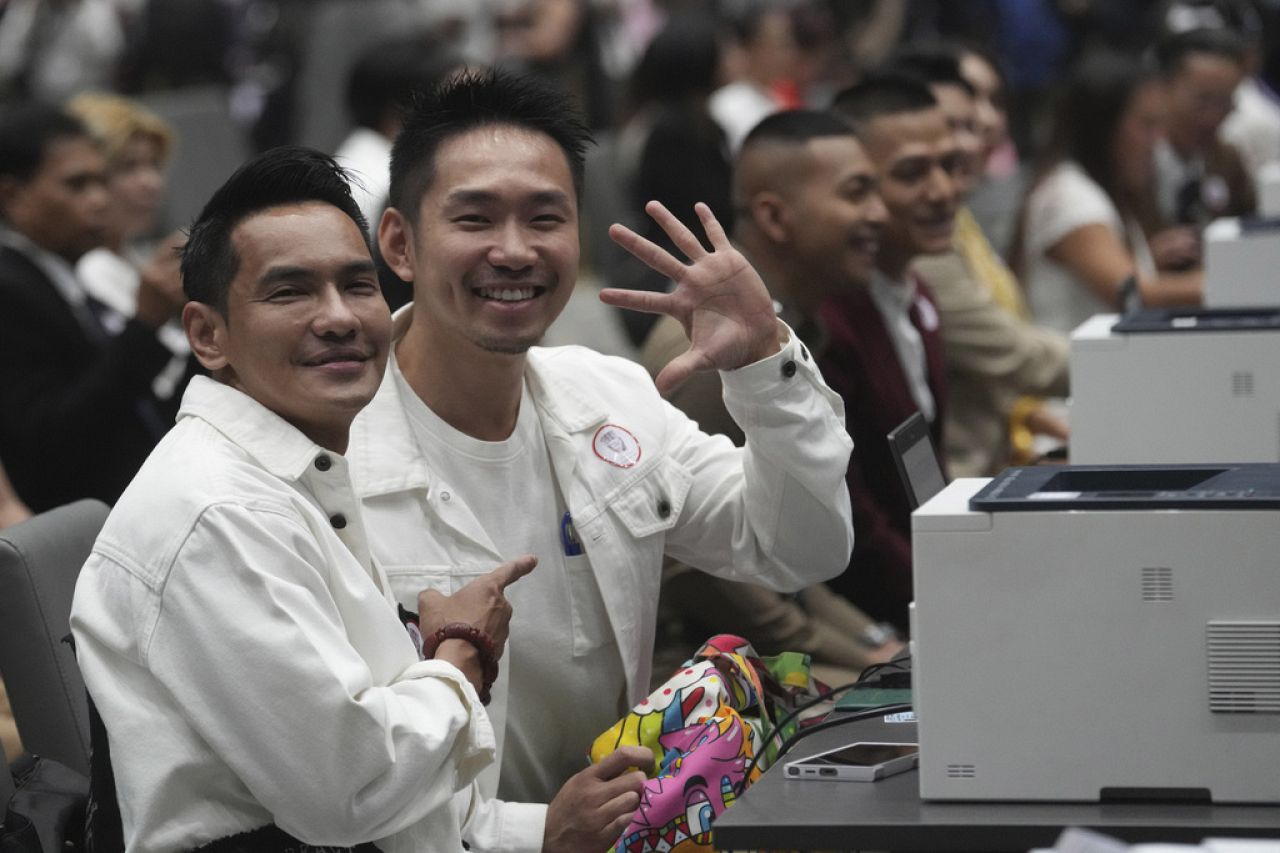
884, 711, 916, 723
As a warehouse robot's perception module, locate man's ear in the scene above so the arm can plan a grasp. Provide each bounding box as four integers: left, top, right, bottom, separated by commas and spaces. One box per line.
377, 207, 417, 283
752, 192, 792, 245
183, 302, 229, 372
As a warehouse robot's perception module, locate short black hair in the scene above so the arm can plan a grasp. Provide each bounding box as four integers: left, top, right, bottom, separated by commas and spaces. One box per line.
885, 45, 976, 97
345, 35, 457, 132
182, 146, 369, 313
742, 109, 858, 150
829, 73, 939, 131
388, 68, 593, 221
0, 102, 93, 185
1154, 26, 1247, 75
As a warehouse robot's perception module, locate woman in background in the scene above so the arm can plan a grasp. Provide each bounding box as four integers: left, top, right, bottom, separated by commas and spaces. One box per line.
68, 93, 192, 418
1016, 52, 1202, 333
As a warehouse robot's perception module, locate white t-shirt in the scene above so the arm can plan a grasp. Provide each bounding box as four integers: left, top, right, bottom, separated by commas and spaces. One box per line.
1022, 161, 1155, 333
394, 360, 627, 804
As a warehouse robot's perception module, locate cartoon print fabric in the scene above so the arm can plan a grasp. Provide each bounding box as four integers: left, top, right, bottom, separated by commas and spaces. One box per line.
590, 634, 817, 853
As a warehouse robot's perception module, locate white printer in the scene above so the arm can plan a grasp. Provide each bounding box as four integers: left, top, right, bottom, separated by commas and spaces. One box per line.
1260, 161, 1280, 218
1070, 309, 1280, 464
1204, 217, 1280, 308
911, 465, 1280, 804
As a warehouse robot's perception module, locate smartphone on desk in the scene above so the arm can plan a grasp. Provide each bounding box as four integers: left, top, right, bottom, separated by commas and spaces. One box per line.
783, 742, 919, 782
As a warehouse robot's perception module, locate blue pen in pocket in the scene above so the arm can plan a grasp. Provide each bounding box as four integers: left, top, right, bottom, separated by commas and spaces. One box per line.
560, 511, 583, 556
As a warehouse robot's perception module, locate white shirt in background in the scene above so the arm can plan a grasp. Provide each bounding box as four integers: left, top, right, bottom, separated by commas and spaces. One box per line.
869, 269, 936, 423
335, 127, 393, 230
1022, 161, 1156, 333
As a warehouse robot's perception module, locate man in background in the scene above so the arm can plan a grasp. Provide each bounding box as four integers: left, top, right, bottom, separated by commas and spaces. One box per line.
0, 103, 186, 512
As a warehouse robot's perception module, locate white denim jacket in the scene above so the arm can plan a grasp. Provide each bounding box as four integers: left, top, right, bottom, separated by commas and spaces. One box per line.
349, 316, 855, 853
71, 376, 494, 853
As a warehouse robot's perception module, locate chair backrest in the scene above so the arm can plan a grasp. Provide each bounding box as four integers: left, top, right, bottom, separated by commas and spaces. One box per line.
0, 500, 110, 775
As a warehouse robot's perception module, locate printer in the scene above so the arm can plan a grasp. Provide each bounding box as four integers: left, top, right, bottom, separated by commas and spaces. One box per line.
1261, 161, 1280, 218
1070, 309, 1280, 464
1203, 217, 1280, 308
911, 465, 1280, 803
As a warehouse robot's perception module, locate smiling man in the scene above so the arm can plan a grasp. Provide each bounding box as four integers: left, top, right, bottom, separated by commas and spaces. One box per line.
825, 73, 964, 634
351, 70, 855, 853
72, 146, 532, 852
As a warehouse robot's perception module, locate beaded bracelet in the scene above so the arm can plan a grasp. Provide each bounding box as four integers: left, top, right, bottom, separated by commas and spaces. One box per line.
422, 622, 499, 705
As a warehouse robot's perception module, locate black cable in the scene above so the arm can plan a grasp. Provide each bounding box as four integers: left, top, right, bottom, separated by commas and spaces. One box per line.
736, 653, 914, 791
768, 702, 914, 770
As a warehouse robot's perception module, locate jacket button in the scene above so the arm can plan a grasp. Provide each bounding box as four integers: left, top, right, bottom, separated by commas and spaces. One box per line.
330, 513, 347, 529
657, 498, 672, 519
314, 455, 332, 472
781, 359, 797, 378
800, 345, 809, 362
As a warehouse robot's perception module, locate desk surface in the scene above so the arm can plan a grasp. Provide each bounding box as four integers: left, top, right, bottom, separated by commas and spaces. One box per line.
713, 714, 1280, 852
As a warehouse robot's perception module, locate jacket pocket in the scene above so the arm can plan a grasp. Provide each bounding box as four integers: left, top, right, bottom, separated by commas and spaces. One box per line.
604, 458, 693, 539
382, 564, 492, 611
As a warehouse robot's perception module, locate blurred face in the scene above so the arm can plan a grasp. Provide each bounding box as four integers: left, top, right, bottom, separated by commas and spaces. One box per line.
959, 51, 1009, 167
106, 133, 166, 242
186, 202, 390, 453
495, 0, 582, 63
747, 10, 799, 85
930, 82, 982, 196
1112, 79, 1167, 192
1164, 52, 1244, 156
383, 124, 578, 356
0, 136, 108, 262
859, 107, 964, 276
784, 136, 888, 292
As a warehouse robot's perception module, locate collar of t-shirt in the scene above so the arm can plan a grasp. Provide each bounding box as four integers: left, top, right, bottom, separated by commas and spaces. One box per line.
869, 269, 936, 424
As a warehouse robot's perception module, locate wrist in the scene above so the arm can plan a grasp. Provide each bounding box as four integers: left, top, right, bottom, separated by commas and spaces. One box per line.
422, 623, 499, 704
745, 319, 787, 365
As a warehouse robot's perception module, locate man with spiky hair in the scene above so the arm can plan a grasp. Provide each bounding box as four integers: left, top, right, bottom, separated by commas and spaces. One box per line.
73, 146, 532, 853
353, 69, 855, 852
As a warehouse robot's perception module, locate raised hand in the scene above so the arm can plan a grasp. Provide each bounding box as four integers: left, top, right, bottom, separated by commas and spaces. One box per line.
603, 201, 783, 394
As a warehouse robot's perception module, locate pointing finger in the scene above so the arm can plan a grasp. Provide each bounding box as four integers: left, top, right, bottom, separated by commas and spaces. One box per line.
488, 555, 538, 589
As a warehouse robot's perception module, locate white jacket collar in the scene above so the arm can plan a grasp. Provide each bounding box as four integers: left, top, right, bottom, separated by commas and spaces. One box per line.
351, 305, 609, 498
177, 375, 327, 481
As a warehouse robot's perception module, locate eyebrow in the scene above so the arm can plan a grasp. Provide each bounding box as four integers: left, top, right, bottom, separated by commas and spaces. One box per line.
257, 259, 377, 286
444, 188, 572, 208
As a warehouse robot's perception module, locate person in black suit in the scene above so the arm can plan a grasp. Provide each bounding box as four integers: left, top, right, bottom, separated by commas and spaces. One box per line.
0, 103, 186, 511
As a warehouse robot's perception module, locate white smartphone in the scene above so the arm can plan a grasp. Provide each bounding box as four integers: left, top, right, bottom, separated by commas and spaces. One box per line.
783, 741, 919, 782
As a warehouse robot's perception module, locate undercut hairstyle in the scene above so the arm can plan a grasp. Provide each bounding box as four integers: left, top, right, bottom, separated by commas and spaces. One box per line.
741, 109, 858, 150
885, 45, 975, 97
1153, 26, 1247, 75
182, 146, 369, 313
0, 103, 93, 185
388, 68, 593, 221
829, 73, 939, 132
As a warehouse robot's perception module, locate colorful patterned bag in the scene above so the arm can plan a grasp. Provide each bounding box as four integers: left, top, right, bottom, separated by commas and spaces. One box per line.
589, 635, 818, 853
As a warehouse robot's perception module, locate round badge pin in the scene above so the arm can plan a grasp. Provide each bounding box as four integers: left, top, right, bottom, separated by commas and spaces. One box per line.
592, 424, 642, 468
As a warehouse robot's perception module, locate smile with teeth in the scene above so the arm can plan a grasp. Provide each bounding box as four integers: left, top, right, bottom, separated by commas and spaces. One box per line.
474, 286, 542, 302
